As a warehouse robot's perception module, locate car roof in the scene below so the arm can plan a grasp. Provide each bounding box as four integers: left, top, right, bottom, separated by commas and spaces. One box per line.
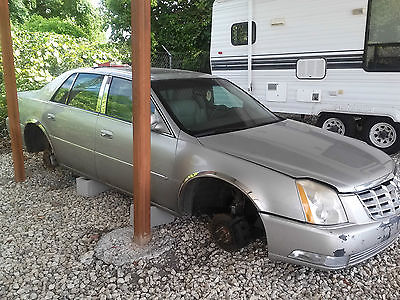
72, 67, 215, 81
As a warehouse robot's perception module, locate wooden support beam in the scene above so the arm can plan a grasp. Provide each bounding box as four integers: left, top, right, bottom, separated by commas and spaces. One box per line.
131, 0, 152, 245
0, 0, 26, 182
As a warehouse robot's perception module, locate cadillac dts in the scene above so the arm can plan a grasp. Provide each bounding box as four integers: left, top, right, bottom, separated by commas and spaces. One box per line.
8, 67, 400, 270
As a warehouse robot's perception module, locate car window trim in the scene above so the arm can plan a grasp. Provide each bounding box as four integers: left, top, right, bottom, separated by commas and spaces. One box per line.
100, 76, 112, 114
50, 72, 77, 104
66, 72, 106, 113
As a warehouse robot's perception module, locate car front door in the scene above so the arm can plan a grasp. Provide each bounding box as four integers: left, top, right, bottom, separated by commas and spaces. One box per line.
43, 72, 105, 177
95, 76, 178, 210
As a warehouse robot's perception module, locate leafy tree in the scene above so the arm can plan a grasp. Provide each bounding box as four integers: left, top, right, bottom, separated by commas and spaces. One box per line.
8, 0, 30, 23
152, 0, 213, 54
152, 0, 213, 72
101, 0, 158, 47
8, 0, 102, 39
27, 0, 64, 18
62, 0, 102, 39
101, 0, 132, 43
101, 0, 213, 71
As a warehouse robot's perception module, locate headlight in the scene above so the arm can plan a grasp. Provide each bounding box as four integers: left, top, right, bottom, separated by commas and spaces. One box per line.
296, 180, 348, 225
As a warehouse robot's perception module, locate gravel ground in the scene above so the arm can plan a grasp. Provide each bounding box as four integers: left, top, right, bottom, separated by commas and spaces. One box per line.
1, 142, 400, 299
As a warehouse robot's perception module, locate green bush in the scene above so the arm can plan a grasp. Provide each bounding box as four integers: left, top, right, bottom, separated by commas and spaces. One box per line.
0, 28, 129, 129
23, 15, 87, 38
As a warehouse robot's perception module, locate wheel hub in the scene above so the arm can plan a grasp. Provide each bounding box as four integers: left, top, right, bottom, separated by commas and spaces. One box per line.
322, 118, 346, 135
329, 125, 340, 132
378, 130, 389, 139
369, 122, 397, 148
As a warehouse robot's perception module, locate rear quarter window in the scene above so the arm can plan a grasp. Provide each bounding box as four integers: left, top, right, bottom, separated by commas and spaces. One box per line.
51, 74, 77, 104
67, 73, 104, 112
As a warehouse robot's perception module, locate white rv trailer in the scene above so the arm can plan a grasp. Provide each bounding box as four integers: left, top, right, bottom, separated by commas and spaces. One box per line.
210, 0, 400, 153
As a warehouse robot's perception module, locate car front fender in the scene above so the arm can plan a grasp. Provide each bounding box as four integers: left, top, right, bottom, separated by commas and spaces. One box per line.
174, 138, 305, 221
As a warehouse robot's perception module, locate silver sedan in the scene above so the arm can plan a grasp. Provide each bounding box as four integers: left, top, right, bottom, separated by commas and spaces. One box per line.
10, 67, 400, 270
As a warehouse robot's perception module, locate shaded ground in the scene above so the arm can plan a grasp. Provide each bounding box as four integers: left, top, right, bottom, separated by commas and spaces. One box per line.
0, 128, 11, 155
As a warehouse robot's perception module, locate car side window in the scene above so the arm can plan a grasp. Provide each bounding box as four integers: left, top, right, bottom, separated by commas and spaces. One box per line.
51, 73, 76, 104
68, 73, 104, 111
106, 77, 155, 122
106, 78, 132, 122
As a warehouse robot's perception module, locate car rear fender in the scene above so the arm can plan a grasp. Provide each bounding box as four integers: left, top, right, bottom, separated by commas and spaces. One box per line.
24, 119, 54, 152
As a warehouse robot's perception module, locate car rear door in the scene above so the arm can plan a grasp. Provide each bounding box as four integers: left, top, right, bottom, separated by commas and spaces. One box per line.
95, 76, 179, 210
42, 72, 105, 177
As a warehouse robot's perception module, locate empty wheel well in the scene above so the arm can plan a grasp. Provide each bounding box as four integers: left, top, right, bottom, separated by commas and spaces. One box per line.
24, 123, 49, 153
180, 177, 265, 236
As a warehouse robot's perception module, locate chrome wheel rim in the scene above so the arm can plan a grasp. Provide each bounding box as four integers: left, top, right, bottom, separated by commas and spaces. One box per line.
322, 118, 346, 135
369, 122, 397, 148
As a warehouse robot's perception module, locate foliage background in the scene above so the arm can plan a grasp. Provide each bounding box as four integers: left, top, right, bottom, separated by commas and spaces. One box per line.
1, 0, 214, 130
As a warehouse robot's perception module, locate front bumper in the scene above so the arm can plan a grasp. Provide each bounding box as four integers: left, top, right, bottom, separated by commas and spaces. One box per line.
260, 212, 400, 270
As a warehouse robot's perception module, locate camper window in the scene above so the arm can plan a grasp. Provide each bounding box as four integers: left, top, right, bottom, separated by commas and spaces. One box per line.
364, 0, 400, 71
296, 58, 327, 80
231, 21, 256, 46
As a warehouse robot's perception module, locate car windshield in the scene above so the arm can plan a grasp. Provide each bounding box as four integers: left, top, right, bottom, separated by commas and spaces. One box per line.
152, 78, 281, 137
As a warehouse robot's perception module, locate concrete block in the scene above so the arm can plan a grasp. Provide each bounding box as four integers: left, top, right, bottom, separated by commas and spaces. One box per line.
76, 177, 110, 197
130, 204, 175, 228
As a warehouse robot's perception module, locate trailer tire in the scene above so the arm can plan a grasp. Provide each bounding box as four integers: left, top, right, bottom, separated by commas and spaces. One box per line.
362, 118, 400, 154
316, 114, 356, 137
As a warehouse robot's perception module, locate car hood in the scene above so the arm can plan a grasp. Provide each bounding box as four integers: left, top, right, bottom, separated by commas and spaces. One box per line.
198, 119, 394, 193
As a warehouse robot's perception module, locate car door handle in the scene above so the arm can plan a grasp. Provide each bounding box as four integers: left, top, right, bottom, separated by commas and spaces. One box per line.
47, 113, 56, 120
100, 129, 113, 139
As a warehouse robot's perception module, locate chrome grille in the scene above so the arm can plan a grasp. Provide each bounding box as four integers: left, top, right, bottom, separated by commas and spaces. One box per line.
356, 179, 400, 220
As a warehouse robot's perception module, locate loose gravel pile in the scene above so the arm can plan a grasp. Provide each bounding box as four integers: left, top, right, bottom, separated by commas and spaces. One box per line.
1, 148, 400, 299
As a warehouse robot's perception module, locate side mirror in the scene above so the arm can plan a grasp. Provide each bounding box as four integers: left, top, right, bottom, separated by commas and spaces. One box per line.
151, 113, 167, 133
151, 113, 159, 128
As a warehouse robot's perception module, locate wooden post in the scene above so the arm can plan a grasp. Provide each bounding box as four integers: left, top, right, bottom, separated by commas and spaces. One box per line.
0, 0, 26, 182
131, 0, 151, 245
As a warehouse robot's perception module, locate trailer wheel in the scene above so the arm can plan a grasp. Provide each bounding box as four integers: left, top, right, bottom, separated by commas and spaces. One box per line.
362, 118, 400, 154
316, 114, 356, 137
210, 214, 251, 251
